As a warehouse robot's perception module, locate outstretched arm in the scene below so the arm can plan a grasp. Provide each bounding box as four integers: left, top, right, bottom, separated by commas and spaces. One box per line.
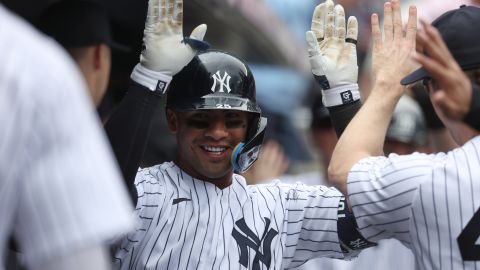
306, 0, 360, 137
328, 0, 418, 194
105, 0, 208, 203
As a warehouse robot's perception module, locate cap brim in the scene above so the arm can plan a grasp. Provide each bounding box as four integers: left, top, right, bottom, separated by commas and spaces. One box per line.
400, 68, 429, 86
110, 41, 130, 52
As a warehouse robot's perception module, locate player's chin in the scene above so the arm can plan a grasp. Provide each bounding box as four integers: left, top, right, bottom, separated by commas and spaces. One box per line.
200, 161, 233, 179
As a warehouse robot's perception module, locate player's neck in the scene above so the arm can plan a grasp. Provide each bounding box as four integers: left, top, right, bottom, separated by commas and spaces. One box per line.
173, 159, 233, 189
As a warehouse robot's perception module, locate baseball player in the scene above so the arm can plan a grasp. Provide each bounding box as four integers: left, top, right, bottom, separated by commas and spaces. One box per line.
109, 0, 377, 269
0, 4, 133, 270
328, 1, 480, 269
36, 0, 128, 107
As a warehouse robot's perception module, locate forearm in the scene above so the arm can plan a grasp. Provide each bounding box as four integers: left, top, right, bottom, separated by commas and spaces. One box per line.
327, 100, 362, 137
105, 80, 162, 202
329, 80, 402, 193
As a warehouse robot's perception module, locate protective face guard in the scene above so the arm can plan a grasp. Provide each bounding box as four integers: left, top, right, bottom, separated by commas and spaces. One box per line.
231, 117, 268, 173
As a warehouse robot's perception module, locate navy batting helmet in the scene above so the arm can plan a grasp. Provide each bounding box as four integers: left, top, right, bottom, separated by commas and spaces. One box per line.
167, 50, 267, 173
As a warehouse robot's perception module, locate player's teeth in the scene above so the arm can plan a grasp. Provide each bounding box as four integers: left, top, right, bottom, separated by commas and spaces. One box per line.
204, 146, 225, 152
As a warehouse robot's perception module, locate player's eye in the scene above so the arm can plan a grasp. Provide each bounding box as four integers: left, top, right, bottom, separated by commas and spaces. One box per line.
186, 119, 210, 129
224, 112, 248, 129
225, 120, 246, 129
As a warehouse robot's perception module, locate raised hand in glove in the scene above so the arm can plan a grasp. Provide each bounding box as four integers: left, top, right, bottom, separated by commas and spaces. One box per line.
131, 0, 208, 93
306, 0, 359, 107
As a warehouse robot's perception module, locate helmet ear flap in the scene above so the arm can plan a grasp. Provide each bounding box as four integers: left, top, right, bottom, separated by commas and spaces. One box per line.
231, 117, 267, 173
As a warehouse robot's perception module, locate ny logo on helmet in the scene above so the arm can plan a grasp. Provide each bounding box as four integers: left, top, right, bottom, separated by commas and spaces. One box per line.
211, 70, 232, 93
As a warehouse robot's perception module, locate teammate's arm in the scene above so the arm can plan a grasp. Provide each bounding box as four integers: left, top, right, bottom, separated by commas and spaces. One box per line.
104, 0, 208, 203
306, 0, 360, 137
328, 0, 417, 194
276, 183, 374, 267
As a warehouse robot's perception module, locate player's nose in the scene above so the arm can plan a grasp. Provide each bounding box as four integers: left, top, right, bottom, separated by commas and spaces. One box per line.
204, 119, 229, 140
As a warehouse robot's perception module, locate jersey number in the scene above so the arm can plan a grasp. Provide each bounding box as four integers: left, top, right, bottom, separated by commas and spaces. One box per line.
457, 207, 480, 260
216, 104, 231, 109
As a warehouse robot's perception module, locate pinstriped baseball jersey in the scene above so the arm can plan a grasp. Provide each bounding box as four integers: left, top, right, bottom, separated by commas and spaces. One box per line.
113, 161, 347, 269
0, 5, 133, 269
281, 173, 415, 270
347, 135, 480, 270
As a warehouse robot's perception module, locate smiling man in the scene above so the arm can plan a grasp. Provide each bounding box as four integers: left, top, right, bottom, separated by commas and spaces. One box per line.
109, 0, 376, 269
162, 51, 264, 189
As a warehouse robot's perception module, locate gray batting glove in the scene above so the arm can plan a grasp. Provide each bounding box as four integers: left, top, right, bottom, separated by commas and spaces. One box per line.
131, 0, 208, 93
306, 0, 359, 107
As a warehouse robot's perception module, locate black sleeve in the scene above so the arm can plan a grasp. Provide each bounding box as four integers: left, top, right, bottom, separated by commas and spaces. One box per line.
463, 84, 480, 130
327, 100, 362, 137
104, 80, 163, 203
337, 197, 376, 256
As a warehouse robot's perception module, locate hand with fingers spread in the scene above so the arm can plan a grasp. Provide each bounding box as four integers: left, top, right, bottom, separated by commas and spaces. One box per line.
328, 0, 418, 193
131, 0, 208, 92
413, 20, 471, 121
371, 0, 417, 93
306, 0, 360, 108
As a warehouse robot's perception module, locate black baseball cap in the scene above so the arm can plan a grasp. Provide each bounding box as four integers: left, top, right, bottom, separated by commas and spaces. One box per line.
401, 5, 480, 85
36, 0, 129, 51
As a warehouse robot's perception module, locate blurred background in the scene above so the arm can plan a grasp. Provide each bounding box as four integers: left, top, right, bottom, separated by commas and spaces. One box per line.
3, 0, 477, 177
3, 1, 479, 269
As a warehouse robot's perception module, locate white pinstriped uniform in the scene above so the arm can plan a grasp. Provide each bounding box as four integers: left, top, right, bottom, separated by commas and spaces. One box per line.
280, 173, 415, 270
0, 5, 133, 269
113, 162, 347, 269
348, 136, 480, 270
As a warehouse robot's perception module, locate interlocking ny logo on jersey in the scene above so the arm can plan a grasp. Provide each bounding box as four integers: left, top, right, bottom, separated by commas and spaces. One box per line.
211, 70, 232, 93
232, 217, 278, 270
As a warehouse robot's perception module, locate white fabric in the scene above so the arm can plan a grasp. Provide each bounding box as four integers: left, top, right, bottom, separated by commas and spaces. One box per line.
348, 136, 480, 270
140, 0, 206, 76
281, 172, 415, 270
306, 29, 360, 107
305, 7, 358, 87
0, 6, 133, 269
130, 64, 172, 92
113, 162, 345, 269
321, 84, 361, 107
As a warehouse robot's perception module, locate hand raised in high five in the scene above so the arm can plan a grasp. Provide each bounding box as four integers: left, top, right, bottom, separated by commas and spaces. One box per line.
306, 0, 359, 107
371, 0, 417, 92
414, 20, 471, 121
132, 0, 208, 92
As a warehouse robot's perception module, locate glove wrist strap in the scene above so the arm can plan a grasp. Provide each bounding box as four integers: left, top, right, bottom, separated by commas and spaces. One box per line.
322, 84, 360, 107
130, 64, 172, 94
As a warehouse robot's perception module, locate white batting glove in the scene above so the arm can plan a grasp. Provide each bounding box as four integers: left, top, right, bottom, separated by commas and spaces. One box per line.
306, 0, 359, 107
131, 0, 208, 93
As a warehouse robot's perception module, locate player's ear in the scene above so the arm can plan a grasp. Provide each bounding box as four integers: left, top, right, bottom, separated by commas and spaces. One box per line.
166, 109, 178, 133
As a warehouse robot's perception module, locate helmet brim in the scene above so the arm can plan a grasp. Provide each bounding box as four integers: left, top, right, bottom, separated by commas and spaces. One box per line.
167, 94, 261, 114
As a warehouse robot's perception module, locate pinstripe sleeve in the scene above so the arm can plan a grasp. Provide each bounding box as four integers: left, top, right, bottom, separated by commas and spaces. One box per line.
112, 165, 168, 269
347, 153, 435, 245
278, 182, 345, 268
